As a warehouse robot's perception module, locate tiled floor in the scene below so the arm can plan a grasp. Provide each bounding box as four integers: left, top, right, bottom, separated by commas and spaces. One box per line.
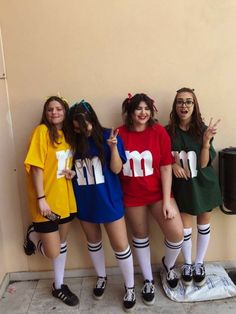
1, 274, 236, 314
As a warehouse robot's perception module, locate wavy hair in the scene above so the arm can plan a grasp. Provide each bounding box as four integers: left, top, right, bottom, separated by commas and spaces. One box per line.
122, 93, 158, 130
166, 87, 205, 140
40, 96, 69, 145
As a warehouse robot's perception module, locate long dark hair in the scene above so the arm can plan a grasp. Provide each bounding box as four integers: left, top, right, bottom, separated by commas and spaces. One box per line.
167, 87, 205, 139
122, 93, 158, 130
40, 96, 70, 145
68, 100, 106, 165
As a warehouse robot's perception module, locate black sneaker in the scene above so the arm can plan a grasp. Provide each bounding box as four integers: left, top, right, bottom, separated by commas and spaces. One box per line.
162, 256, 179, 289
181, 263, 193, 286
23, 224, 36, 256
123, 286, 136, 312
93, 276, 107, 300
193, 263, 206, 287
52, 283, 79, 306
141, 279, 155, 305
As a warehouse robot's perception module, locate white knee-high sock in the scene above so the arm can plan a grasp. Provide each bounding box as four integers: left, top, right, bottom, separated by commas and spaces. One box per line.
115, 246, 134, 288
87, 241, 106, 277
195, 224, 210, 265
164, 239, 183, 270
182, 228, 192, 265
53, 242, 67, 289
132, 236, 153, 281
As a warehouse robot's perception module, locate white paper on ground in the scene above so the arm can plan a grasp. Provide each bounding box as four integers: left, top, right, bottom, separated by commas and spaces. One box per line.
161, 264, 236, 302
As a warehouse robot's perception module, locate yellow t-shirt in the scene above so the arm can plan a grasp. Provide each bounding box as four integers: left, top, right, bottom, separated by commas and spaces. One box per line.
24, 124, 77, 223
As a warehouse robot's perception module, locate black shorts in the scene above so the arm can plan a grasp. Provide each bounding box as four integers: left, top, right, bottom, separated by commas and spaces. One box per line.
33, 213, 76, 233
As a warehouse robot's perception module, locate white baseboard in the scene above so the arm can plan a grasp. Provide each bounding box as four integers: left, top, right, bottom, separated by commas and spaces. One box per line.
8, 265, 142, 282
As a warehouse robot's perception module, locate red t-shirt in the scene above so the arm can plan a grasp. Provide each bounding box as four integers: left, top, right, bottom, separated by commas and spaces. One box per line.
118, 123, 173, 207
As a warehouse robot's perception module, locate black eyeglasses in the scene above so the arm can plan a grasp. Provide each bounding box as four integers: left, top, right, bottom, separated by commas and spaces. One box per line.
176, 99, 194, 108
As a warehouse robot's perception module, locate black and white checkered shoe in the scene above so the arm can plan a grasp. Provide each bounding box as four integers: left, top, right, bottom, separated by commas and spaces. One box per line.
123, 286, 136, 312
141, 279, 155, 305
181, 263, 193, 286
193, 263, 206, 287
93, 276, 107, 300
162, 256, 179, 289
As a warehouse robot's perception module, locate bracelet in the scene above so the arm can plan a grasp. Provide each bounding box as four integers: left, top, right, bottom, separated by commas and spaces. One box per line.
37, 195, 45, 200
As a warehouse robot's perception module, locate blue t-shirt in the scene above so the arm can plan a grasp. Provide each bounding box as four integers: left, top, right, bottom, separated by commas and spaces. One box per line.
72, 129, 127, 223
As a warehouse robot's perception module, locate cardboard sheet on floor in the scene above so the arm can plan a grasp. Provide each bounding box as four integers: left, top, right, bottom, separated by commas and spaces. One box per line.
161, 264, 236, 302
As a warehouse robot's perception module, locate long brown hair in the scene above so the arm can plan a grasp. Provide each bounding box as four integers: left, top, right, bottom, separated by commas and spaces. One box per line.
40, 96, 70, 145
167, 87, 205, 139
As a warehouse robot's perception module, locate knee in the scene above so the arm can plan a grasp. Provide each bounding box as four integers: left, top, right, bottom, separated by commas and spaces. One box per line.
166, 228, 184, 243
44, 247, 60, 259
86, 236, 102, 244
173, 227, 184, 242
114, 243, 130, 253
177, 232, 184, 243
132, 232, 149, 239
113, 243, 129, 252
83, 230, 102, 244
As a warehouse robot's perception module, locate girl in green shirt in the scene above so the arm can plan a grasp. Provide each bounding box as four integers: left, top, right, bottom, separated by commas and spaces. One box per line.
167, 87, 221, 287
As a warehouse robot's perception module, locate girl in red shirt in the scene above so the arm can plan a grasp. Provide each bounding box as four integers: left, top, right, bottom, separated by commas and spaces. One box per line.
118, 93, 183, 305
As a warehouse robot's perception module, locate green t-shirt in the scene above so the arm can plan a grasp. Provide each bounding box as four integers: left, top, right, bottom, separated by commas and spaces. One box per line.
171, 127, 222, 215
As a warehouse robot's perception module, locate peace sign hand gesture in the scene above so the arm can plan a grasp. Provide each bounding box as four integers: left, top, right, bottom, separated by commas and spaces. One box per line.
203, 118, 221, 145
107, 128, 119, 150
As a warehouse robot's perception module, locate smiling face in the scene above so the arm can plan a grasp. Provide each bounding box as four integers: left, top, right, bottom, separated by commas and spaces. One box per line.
45, 100, 65, 129
131, 101, 151, 130
175, 92, 194, 125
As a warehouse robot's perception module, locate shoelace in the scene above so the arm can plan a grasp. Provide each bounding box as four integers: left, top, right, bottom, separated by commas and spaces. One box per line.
167, 268, 178, 281
182, 264, 192, 276
194, 264, 204, 276
96, 278, 106, 289
143, 282, 155, 294
124, 288, 135, 301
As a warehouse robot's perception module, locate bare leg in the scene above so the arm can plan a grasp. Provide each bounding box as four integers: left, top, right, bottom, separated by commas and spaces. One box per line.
150, 198, 183, 269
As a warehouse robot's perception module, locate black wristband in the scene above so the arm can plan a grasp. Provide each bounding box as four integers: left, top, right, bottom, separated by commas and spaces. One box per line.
37, 195, 45, 200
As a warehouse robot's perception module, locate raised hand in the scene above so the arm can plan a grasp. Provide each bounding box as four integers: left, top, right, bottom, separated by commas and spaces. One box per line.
107, 128, 119, 149
203, 118, 221, 145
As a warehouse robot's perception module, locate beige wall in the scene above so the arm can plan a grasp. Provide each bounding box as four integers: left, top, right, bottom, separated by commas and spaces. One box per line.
0, 28, 28, 284
0, 0, 236, 281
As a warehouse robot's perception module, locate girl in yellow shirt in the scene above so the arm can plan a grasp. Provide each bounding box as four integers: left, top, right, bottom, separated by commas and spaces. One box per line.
23, 96, 79, 306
